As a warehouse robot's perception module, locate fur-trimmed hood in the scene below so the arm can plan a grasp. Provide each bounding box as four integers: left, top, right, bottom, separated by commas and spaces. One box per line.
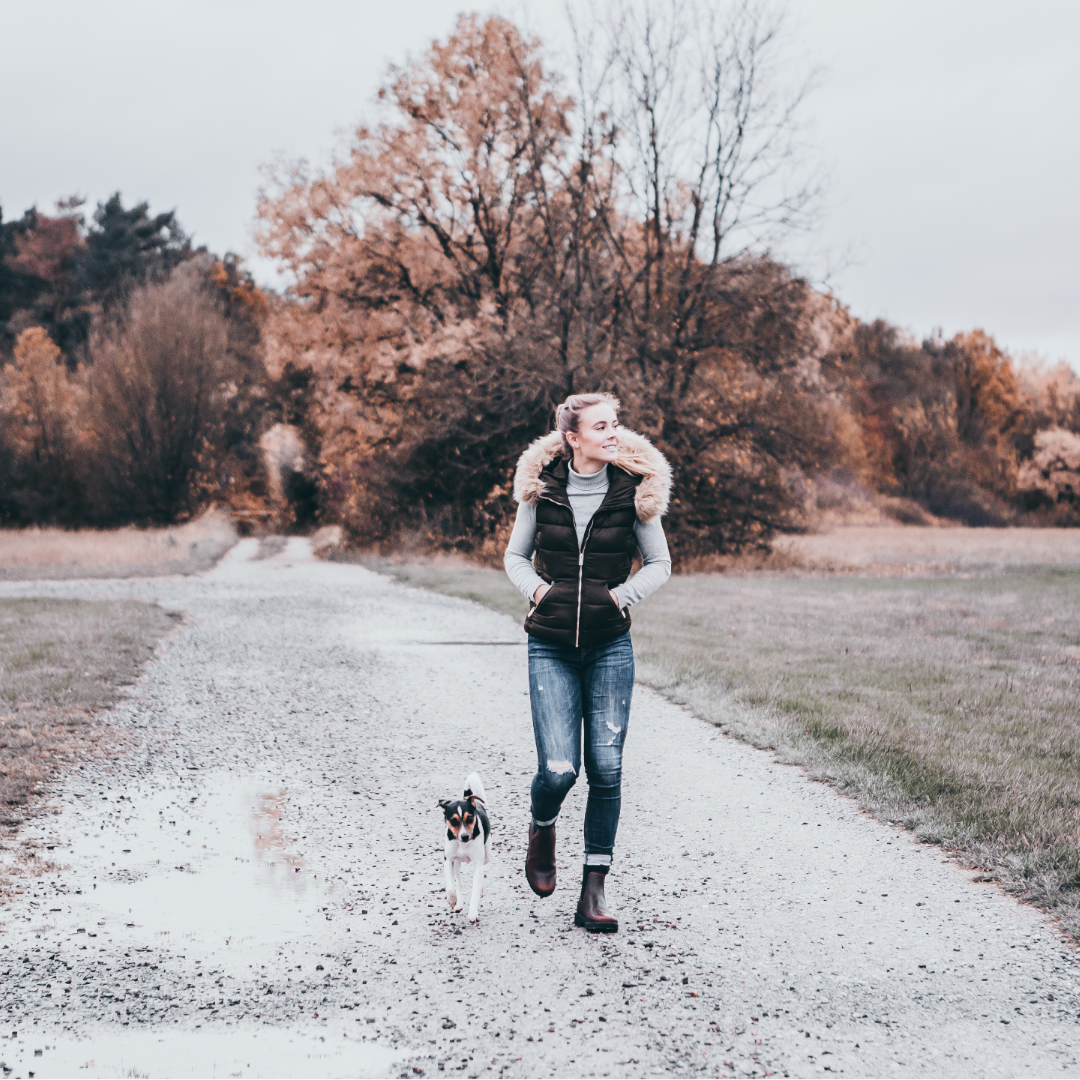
513, 429, 672, 523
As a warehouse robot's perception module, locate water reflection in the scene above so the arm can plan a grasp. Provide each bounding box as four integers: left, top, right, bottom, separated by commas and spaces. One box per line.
65, 777, 324, 950
252, 788, 304, 878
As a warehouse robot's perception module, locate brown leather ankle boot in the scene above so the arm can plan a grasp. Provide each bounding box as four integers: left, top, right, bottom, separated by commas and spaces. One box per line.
574, 866, 618, 933
525, 822, 557, 897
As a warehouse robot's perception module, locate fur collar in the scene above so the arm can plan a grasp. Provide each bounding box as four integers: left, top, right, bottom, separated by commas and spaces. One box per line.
512, 428, 672, 523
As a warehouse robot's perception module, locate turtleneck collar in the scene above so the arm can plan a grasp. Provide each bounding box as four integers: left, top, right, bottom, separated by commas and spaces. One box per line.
567, 462, 610, 492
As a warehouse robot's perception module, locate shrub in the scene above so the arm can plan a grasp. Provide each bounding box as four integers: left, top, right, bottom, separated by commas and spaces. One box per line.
1018, 428, 1080, 515
85, 273, 233, 524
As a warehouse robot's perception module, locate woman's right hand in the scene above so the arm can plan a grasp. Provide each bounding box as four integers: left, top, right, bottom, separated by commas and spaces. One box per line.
533, 583, 551, 604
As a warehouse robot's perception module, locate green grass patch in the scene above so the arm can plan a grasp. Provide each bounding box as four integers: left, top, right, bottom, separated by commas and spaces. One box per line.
363, 556, 1080, 936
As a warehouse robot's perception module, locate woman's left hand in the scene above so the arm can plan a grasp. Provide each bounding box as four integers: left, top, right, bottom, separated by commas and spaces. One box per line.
609, 589, 621, 609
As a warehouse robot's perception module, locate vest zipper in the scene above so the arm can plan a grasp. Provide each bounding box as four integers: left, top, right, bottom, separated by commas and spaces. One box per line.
575, 520, 595, 648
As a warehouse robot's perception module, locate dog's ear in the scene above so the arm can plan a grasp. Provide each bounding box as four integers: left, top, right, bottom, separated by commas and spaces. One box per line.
467, 794, 485, 807
437, 798, 452, 811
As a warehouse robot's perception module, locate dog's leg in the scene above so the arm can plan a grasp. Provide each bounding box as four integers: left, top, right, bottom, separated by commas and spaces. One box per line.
481, 838, 491, 897
451, 859, 464, 912
467, 853, 484, 923
444, 846, 457, 909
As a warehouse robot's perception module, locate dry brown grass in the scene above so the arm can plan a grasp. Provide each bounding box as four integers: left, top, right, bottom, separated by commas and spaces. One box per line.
0, 598, 179, 829
0, 508, 237, 581
630, 569, 1080, 935
773, 524, 1080, 575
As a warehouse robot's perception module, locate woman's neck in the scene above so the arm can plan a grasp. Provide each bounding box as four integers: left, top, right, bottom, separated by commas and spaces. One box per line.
570, 455, 606, 476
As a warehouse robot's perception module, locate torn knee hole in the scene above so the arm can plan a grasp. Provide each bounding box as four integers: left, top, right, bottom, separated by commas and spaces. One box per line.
546, 759, 576, 775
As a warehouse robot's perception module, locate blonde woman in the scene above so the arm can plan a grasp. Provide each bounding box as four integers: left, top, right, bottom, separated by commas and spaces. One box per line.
504, 393, 672, 932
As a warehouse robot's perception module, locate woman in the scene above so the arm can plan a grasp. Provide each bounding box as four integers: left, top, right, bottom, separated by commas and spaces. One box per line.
504, 393, 672, 932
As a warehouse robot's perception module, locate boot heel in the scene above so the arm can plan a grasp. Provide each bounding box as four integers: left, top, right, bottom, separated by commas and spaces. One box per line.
574, 868, 619, 932
575, 915, 619, 933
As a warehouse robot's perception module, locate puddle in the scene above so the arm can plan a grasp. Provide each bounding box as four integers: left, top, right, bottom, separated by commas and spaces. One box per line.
50, 778, 326, 952
0, 1029, 400, 1079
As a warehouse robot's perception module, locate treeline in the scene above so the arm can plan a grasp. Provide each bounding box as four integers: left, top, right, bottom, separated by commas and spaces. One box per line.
0, 196, 301, 528
253, 11, 1080, 555
2, 10, 1079, 555
836, 322, 1080, 528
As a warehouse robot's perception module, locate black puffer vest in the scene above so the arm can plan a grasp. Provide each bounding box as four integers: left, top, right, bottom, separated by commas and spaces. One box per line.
523, 456, 640, 647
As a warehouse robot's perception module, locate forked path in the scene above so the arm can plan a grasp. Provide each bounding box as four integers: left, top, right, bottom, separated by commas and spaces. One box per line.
1, 543, 1078, 1079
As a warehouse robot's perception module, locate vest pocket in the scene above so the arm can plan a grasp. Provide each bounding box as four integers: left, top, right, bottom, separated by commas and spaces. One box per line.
580, 577, 628, 635
531, 581, 558, 613
523, 579, 576, 637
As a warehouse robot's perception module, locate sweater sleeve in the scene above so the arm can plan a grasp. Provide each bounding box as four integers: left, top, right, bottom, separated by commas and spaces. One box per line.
612, 517, 672, 610
503, 501, 547, 604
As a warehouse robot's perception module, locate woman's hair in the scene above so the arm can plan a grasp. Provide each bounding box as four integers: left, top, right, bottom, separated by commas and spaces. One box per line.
555, 392, 620, 459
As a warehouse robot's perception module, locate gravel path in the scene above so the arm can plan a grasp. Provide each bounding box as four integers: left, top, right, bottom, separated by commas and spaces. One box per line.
1, 541, 1078, 1079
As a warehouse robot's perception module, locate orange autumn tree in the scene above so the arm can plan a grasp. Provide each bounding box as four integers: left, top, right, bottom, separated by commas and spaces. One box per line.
833, 323, 1029, 525
258, 7, 838, 555
258, 14, 583, 548
0, 326, 86, 517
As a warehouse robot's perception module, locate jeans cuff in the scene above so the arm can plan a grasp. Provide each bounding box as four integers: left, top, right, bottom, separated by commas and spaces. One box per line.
584, 853, 612, 867
533, 814, 558, 828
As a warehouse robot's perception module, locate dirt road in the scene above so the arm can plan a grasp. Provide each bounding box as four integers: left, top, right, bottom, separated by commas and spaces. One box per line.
1, 541, 1078, 1078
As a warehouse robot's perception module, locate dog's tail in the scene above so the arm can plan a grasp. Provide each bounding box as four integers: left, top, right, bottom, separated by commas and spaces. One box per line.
463, 771, 486, 804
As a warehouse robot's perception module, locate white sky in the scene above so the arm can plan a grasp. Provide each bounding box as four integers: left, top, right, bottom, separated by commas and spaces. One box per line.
2, 0, 1077, 369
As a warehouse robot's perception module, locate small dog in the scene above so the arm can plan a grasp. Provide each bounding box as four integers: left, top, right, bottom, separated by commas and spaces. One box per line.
438, 772, 491, 923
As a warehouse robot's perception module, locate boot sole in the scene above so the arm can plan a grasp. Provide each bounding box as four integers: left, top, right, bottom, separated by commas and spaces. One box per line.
574, 911, 618, 933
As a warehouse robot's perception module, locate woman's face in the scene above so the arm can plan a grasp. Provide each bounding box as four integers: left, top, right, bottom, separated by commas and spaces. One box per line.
566, 403, 620, 469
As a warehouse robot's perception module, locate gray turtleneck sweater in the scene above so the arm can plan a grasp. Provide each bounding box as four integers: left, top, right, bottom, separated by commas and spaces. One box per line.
503, 463, 672, 611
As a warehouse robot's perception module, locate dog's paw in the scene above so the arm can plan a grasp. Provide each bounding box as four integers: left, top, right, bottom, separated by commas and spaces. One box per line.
446, 893, 458, 908
467, 910, 479, 923
453, 902, 464, 913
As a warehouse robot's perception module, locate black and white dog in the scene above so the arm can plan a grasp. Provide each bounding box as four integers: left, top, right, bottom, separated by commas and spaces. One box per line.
438, 772, 491, 923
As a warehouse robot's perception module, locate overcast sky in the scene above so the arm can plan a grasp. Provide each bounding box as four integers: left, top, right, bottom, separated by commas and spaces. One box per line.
2, 0, 1077, 369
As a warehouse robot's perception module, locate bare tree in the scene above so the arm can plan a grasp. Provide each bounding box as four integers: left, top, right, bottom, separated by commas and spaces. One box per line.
568, 0, 823, 366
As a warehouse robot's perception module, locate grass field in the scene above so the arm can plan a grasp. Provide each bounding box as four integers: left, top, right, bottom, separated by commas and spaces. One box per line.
358, 544, 1080, 936
0, 599, 179, 828
774, 524, 1080, 574
0, 508, 237, 581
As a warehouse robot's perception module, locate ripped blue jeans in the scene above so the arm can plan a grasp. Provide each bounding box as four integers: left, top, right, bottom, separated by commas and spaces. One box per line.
528, 631, 634, 867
